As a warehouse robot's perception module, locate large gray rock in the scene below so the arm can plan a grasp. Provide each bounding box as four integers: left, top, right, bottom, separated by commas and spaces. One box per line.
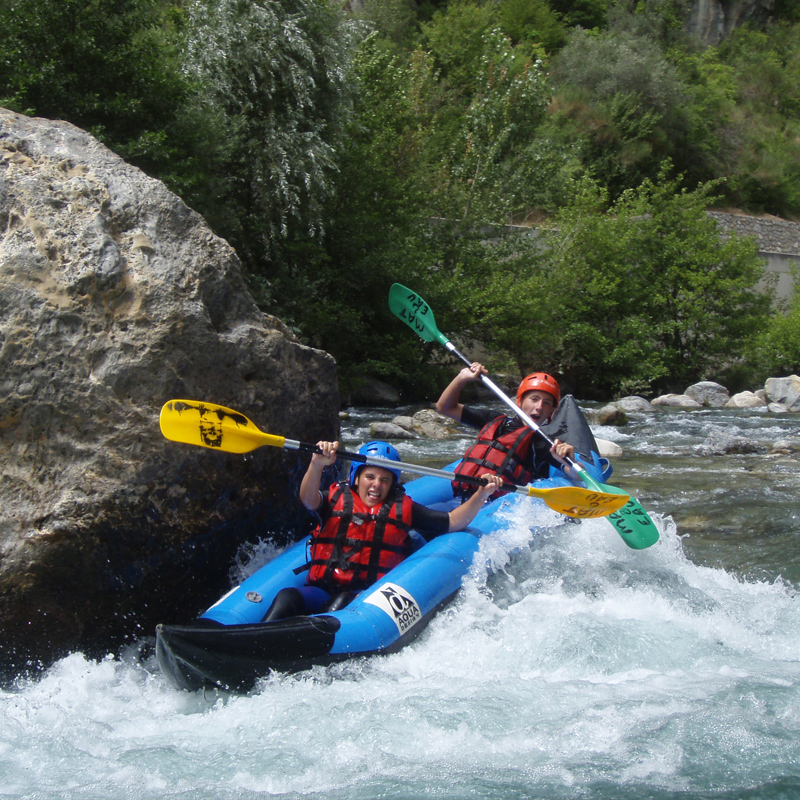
616, 396, 653, 413
765, 375, 800, 412
651, 393, 703, 409
391, 409, 457, 440
696, 427, 766, 455
0, 109, 339, 674
725, 391, 766, 409
685, 381, 730, 407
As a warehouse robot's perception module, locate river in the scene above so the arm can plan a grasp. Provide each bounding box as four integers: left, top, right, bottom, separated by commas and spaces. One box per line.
2, 403, 799, 800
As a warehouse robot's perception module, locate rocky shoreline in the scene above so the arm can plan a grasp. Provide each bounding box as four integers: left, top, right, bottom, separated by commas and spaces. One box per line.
362, 376, 800, 459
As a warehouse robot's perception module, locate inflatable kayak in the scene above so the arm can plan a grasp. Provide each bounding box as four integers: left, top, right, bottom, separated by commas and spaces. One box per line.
156, 398, 607, 692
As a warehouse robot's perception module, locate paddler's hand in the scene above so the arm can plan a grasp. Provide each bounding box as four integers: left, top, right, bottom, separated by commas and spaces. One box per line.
459, 362, 488, 382
312, 440, 339, 467
550, 439, 575, 470
300, 441, 339, 511
476, 474, 504, 498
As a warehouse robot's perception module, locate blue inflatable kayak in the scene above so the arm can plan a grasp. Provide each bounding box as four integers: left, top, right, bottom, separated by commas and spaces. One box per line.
155, 471, 573, 691
156, 397, 607, 692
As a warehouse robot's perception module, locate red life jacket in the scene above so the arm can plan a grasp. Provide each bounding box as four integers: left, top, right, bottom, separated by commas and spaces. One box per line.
452, 416, 535, 498
306, 482, 414, 590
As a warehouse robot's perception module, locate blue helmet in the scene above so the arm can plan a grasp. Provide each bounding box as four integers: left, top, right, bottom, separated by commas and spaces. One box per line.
349, 441, 402, 486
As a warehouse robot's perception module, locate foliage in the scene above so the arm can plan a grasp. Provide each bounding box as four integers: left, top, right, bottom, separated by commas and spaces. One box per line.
445, 28, 553, 222
711, 23, 800, 216
548, 28, 695, 199
462, 171, 773, 399
2, 0, 798, 400
0, 0, 193, 175
549, 0, 608, 31
252, 33, 446, 400
542, 172, 773, 396
182, 0, 358, 266
497, 0, 567, 52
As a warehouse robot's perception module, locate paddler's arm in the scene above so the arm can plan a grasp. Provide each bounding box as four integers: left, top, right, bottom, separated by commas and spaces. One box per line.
299, 440, 339, 512
436, 362, 488, 422
446, 474, 504, 531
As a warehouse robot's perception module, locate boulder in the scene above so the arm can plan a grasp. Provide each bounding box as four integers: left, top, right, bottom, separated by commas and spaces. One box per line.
765, 375, 800, 412
595, 438, 623, 458
696, 428, 766, 455
651, 394, 703, 408
725, 391, 767, 409
616, 396, 653, 412
370, 422, 417, 439
768, 403, 789, 413
685, 381, 730, 407
0, 109, 339, 675
771, 438, 800, 454
592, 404, 628, 426
384, 409, 457, 441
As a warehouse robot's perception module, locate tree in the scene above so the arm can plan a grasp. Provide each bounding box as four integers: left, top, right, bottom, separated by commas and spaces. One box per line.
749, 266, 800, 380
541, 171, 773, 396
460, 171, 773, 398
182, 0, 358, 267
548, 28, 694, 200
0, 0, 194, 178
445, 28, 552, 223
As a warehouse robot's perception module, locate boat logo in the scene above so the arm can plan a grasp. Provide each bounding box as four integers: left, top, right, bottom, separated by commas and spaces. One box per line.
363, 583, 422, 635
245, 591, 263, 603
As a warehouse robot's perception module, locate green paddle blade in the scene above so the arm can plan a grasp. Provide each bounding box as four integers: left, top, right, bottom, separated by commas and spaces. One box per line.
388, 283, 450, 347
578, 470, 659, 549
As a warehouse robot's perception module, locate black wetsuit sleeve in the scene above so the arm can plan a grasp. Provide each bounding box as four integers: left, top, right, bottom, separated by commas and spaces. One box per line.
528, 430, 564, 479
410, 501, 451, 539
461, 405, 501, 429
306, 491, 331, 526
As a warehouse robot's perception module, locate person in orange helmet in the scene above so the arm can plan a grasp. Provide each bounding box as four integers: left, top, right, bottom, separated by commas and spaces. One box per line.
436, 364, 575, 498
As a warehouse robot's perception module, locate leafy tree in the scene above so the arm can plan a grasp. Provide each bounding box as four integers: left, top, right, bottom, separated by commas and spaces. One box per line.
445, 28, 552, 222
0, 0, 195, 179
350, 0, 418, 48
462, 171, 773, 398
419, 0, 497, 102
542, 171, 773, 396
549, 27, 695, 198
550, 0, 608, 30
258, 34, 447, 399
497, 0, 567, 52
182, 0, 358, 268
711, 23, 800, 215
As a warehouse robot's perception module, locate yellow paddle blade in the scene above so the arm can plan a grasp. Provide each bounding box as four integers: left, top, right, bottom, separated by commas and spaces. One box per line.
527, 485, 630, 518
159, 400, 285, 454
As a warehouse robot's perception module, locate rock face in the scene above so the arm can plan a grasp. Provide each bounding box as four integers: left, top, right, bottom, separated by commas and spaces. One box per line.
0, 109, 339, 675
687, 0, 775, 45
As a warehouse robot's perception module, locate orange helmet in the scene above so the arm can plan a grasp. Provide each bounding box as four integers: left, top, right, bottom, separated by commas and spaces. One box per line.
516, 372, 560, 407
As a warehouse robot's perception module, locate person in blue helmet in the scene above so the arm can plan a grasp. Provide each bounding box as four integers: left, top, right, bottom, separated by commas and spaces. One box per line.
262, 440, 502, 621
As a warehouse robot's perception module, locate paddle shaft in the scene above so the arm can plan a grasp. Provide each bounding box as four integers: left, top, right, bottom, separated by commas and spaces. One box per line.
285, 438, 539, 497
